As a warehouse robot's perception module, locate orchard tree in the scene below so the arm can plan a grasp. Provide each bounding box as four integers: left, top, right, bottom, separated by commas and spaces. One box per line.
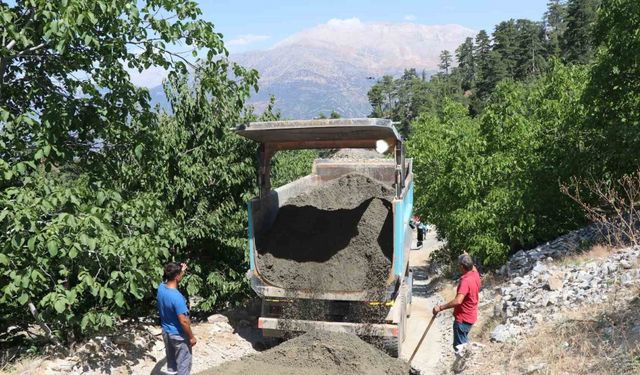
0, 0, 258, 342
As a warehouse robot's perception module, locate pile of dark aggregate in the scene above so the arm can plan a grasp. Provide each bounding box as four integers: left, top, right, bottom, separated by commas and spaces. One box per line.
256, 174, 395, 292
201, 330, 410, 375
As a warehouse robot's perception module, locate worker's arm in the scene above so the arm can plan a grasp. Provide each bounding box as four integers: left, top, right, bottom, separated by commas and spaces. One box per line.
178, 313, 197, 346
432, 293, 465, 315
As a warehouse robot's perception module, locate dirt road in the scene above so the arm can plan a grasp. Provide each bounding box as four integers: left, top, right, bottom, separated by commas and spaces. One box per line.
401, 230, 452, 374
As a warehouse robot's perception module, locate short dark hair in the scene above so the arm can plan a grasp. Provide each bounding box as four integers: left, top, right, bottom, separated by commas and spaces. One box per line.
458, 254, 474, 271
163, 262, 182, 281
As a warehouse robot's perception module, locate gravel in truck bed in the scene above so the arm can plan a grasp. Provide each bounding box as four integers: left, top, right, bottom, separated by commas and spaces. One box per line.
256, 174, 395, 293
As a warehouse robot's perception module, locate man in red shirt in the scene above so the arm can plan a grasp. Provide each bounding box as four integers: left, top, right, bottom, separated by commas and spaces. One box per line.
433, 253, 481, 353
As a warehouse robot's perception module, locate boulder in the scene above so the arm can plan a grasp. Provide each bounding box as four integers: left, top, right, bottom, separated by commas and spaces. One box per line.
544, 274, 564, 291
207, 314, 230, 324
491, 324, 517, 343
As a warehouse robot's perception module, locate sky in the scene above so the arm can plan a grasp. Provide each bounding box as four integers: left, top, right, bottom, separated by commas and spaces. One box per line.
202, 0, 550, 53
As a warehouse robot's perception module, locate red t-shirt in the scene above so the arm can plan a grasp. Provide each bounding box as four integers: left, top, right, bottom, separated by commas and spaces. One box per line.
453, 269, 481, 324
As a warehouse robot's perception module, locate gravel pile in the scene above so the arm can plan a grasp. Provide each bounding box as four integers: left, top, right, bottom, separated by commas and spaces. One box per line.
201, 330, 411, 375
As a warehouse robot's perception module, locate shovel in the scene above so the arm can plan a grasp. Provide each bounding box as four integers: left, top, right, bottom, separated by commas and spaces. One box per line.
408, 314, 437, 364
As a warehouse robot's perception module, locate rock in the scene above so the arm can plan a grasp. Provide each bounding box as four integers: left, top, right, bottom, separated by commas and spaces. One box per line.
207, 314, 230, 324
51, 360, 76, 372
532, 262, 547, 274
621, 273, 633, 286
545, 274, 564, 291
147, 325, 162, 336
491, 324, 517, 343
525, 362, 547, 373
620, 260, 633, 269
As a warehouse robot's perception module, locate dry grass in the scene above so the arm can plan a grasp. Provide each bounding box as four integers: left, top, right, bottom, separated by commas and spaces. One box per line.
559, 243, 614, 267
465, 286, 640, 375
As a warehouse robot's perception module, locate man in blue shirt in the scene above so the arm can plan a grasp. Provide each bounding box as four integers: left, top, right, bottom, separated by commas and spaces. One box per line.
157, 262, 196, 375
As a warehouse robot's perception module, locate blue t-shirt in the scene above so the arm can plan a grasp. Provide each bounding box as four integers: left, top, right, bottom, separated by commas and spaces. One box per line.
157, 283, 189, 336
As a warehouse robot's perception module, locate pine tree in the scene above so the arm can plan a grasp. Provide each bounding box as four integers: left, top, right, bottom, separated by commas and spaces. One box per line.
456, 37, 476, 91
562, 0, 601, 64
514, 19, 548, 79
493, 20, 519, 77
439, 50, 453, 74
544, 0, 568, 58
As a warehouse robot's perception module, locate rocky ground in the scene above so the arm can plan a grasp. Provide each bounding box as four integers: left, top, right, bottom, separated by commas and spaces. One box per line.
4, 313, 260, 375
441, 244, 640, 375
3, 226, 639, 375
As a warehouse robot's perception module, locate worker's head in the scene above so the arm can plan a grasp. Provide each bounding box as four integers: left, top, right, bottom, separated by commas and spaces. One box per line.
163, 262, 187, 283
458, 253, 474, 273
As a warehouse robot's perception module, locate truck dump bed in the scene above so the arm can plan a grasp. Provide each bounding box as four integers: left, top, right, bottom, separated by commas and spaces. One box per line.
237, 119, 413, 302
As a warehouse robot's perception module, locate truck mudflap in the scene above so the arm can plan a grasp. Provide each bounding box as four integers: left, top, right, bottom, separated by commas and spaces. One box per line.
258, 317, 399, 338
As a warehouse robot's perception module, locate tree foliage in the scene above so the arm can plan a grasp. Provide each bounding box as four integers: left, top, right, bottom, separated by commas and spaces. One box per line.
581, 0, 640, 176
0, 0, 260, 342
409, 64, 590, 266
406, 0, 640, 266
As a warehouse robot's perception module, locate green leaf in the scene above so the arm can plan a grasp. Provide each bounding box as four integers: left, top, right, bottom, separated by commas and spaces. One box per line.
69, 248, 78, 259
97, 191, 106, 205
27, 237, 36, 251
81, 314, 90, 330
34, 149, 44, 160
17, 293, 29, 305
54, 299, 66, 313
0, 253, 8, 266
47, 241, 59, 256
115, 291, 125, 307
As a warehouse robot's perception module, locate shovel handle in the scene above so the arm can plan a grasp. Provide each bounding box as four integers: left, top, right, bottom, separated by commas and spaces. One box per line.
409, 314, 437, 363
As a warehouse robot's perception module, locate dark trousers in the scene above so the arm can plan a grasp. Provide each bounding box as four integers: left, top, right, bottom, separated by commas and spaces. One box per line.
453, 321, 473, 351
163, 332, 192, 375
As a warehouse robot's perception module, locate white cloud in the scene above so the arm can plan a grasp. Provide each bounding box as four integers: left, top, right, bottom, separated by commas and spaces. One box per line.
404, 15, 416, 21
227, 34, 271, 46
128, 65, 168, 89
326, 17, 363, 28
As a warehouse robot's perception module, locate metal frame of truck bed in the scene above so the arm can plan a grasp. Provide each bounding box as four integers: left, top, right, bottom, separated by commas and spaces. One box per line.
235, 119, 414, 357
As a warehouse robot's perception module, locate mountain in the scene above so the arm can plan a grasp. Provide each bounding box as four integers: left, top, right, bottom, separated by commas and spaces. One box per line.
231, 19, 475, 119
149, 19, 475, 118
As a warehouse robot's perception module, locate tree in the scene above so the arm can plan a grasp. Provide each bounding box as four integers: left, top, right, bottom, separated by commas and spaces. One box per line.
330, 111, 341, 119
472, 30, 493, 111
544, 0, 568, 57
0, 0, 259, 341
455, 37, 476, 91
493, 20, 519, 77
581, 0, 640, 176
368, 75, 396, 118
514, 19, 547, 79
562, 0, 601, 64
439, 50, 453, 74
408, 64, 590, 266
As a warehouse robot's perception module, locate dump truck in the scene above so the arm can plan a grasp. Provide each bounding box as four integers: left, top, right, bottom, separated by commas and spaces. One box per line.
235, 118, 414, 357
